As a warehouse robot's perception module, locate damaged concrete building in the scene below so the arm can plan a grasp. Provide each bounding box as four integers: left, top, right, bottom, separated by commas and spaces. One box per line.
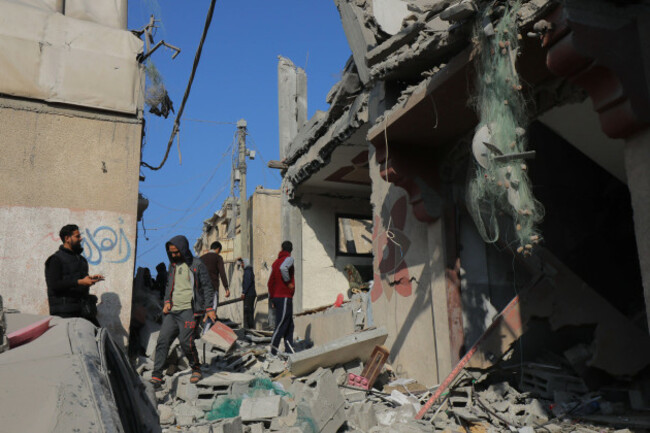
0, 0, 144, 345
194, 187, 282, 328
276, 0, 650, 402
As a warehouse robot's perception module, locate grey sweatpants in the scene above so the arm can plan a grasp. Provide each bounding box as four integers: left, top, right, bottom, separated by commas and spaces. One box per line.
152, 309, 201, 378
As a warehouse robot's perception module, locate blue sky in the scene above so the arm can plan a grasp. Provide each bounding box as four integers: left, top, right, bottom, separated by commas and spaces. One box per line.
130, 1, 351, 272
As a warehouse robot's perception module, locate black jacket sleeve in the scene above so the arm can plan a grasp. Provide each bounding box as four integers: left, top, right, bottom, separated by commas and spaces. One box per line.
197, 261, 216, 312
44, 256, 85, 295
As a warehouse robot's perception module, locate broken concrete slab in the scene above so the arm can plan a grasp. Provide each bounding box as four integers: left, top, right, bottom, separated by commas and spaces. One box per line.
200, 371, 255, 387
334, 0, 376, 84
288, 327, 388, 377
439, 0, 477, 22
239, 395, 288, 421
366, 21, 425, 67
202, 321, 238, 353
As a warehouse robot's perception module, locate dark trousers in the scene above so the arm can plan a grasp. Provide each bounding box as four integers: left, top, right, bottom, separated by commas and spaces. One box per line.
243, 293, 256, 329
270, 297, 294, 355
152, 309, 201, 378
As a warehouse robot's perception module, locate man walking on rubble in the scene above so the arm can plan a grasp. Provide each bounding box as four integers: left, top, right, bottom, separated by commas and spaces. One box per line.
150, 235, 216, 386
237, 258, 256, 329
45, 224, 104, 326
200, 241, 230, 314
268, 241, 295, 356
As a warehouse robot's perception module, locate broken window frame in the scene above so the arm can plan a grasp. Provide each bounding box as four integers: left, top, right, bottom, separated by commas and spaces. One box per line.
335, 213, 373, 258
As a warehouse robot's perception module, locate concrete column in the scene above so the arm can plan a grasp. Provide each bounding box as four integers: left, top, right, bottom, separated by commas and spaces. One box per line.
625, 128, 650, 333
278, 56, 307, 160
278, 56, 307, 311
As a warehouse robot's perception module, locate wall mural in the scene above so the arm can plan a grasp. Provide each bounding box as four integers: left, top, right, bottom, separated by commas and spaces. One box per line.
45, 217, 132, 266
372, 196, 413, 302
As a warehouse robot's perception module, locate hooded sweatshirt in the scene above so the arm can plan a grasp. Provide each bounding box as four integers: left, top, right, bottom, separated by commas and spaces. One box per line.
267, 250, 294, 298
164, 235, 215, 314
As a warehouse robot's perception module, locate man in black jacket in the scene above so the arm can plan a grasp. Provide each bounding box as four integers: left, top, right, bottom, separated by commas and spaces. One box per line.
237, 258, 256, 329
44, 224, 103, 326
151, 235, 216, 386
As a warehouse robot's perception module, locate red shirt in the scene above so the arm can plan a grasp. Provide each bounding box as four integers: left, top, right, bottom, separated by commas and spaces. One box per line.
267, 251, 294, 298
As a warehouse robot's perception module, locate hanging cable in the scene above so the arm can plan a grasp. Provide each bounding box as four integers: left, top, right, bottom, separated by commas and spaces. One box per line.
141, 0, 218, 170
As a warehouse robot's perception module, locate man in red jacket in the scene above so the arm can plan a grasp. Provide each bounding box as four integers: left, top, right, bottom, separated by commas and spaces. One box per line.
268, 241, 295, 356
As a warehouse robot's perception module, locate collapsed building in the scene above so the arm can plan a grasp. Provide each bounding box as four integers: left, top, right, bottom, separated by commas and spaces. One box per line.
0, 0, 145, 345
274, 0, 650, 410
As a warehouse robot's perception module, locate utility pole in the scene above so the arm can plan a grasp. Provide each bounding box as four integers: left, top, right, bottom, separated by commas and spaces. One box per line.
237, 119, 249, 259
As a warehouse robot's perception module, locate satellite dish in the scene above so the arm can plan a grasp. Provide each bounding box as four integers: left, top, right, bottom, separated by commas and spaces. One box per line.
472, 124, 492, 168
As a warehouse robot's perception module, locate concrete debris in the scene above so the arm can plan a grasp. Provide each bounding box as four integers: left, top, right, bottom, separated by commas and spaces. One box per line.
139, 307, 646, 433
439, 0, 477, 22
239, 395, 287, 421
288, 326, 388, 376
202, 321, 238, 353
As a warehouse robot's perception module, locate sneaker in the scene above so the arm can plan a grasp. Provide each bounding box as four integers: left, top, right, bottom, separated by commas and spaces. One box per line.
190, 370, 202, 384
150, 376, 163, 388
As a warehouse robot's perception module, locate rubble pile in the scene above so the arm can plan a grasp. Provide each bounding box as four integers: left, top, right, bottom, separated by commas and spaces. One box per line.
133, 314, 648, 433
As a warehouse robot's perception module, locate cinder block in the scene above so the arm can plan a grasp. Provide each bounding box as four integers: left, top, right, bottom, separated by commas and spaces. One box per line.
213, 416, 243, 433
239, 395, 287, 421
297, 369, 346, 433
157, 404, 175, 425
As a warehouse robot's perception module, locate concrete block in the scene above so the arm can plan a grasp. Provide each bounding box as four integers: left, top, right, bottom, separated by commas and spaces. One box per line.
263, 357, 286, 375
173, 402, 204, 425
202, 321, 238, 352
247, 423, 265, 433
296, 369, 346, 433
288, 327, 388, 377
158, 404, 175, 425
239, 395, 287, 421
213, 416, 243, 433
175, 377, 199, 402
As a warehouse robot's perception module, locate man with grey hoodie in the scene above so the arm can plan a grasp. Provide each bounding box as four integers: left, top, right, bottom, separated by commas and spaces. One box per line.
151, 235, 215, 386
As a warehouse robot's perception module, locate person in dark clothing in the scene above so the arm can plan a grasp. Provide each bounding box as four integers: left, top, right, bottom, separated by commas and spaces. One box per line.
151, 235, 216, 386
45, 224, 104, 326
153, 262, 168, 300
268, 241, 295, 356
200, 241, 230, 311
237, 258, 256, 329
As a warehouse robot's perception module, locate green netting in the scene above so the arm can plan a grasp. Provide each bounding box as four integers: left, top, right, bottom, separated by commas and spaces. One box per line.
205, 397, 242, 420
248, 377, 292, 397
204, 377, 294, 421
468, 1, 544, 254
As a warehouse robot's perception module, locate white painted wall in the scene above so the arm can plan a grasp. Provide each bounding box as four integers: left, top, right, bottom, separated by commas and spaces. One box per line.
0, 206, 135, 346
299, 193, 373, 310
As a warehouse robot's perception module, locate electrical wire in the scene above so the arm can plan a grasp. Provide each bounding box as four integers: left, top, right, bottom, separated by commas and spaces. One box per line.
141, 0, 218, 170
